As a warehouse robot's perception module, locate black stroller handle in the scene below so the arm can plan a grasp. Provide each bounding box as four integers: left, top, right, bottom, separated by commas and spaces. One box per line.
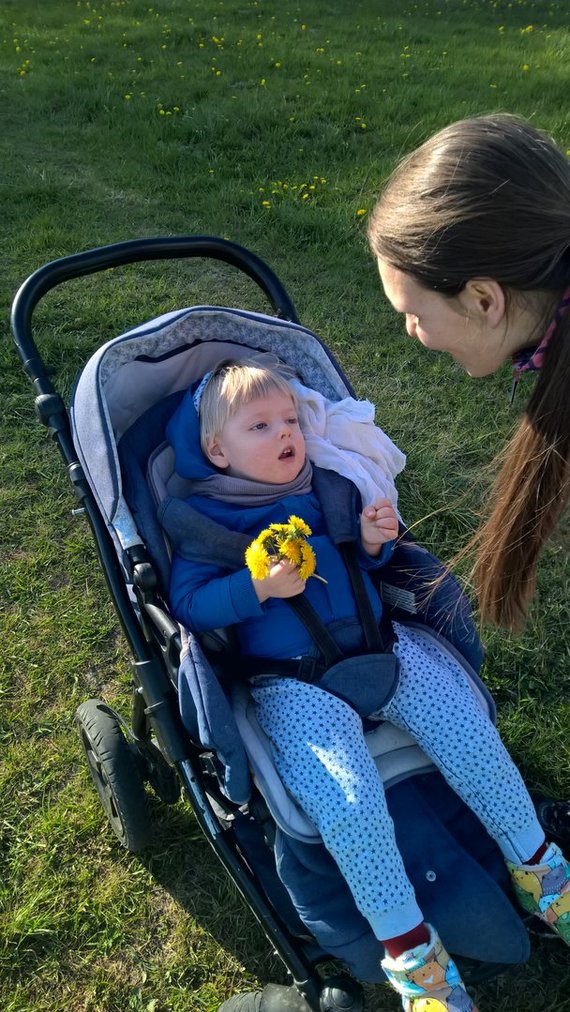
8, 236, 299, 765
10, 235, 299, 388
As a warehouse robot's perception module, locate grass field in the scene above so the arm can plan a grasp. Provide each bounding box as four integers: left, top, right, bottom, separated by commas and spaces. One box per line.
1, 1, 569, 1010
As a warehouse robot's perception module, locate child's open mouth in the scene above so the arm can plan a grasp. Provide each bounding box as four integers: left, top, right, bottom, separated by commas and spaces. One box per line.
279, 447, 294, 460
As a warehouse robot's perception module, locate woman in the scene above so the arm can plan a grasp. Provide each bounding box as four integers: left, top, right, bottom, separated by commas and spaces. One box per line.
368, 111, 569, 847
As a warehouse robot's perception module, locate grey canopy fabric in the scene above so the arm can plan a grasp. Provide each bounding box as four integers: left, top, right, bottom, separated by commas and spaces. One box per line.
70, 304, 353, 557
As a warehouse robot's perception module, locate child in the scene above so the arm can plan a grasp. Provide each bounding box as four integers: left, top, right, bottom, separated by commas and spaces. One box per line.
167, 359, 569, 1012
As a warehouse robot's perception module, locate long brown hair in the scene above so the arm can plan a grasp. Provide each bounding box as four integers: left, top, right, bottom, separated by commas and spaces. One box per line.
368, 114, 570, 630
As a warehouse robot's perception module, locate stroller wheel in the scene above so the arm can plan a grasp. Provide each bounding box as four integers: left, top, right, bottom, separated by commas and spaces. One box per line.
217, 993, 263, 1011
75, 698, 152, 852
217, 980, 364, 1012
319, 976, 364, 1011
532, 792, 570, 848
139, 737, 180, 805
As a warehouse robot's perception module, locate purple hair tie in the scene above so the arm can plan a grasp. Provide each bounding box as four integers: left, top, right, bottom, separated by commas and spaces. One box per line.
509, 285, 570, 403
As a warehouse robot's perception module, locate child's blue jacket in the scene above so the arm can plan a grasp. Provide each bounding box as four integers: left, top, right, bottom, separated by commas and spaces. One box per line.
166, 386, 393, 660
169, 490, 394, 660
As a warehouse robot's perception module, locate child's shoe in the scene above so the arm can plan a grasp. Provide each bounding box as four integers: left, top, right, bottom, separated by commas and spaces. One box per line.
381, 924, 479, 1011
508, 842, 570, 944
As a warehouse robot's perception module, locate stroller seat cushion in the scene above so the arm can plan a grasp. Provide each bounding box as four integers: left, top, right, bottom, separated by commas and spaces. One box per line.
147, 442, 196, 504
179, 637, 252, 804
231, 681, 437, 843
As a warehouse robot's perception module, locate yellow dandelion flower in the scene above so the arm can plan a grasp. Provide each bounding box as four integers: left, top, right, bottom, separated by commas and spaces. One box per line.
298, 542, 316, 580
245, 516, 325, 583
245, 541, 271, 580
281, 540, 303, 566
257, 526, 276, 546
356, 208, 366, 217
288, 515, 312, 536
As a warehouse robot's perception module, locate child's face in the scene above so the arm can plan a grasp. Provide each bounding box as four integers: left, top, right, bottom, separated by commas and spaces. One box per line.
205, 389, 306, 484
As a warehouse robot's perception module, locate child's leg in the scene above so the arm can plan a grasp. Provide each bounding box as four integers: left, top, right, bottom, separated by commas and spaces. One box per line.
383, 625, 570, 950
383, 624, 544, 865
252, 675, 481, 1009
250, 676, 423, 940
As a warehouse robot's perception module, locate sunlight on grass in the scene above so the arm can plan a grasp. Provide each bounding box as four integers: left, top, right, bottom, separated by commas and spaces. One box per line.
1, 1, 569, 1010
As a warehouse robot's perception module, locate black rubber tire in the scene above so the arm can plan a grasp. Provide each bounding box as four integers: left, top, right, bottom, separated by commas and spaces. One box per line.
218, 985, 315, 1011
532, 792, 570, 848
319, 977, 364, 1011
75, 698, 152, 852
217, 993, 263, 1012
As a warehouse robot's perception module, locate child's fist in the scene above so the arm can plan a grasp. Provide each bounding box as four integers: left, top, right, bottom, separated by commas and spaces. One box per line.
252, 558, 306, 603
360, 498, 399, 556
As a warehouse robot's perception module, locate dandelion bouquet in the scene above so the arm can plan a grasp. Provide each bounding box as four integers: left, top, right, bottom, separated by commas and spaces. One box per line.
245, 514, 326, 582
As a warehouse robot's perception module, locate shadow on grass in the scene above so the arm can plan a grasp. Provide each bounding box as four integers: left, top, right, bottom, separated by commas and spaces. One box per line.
137, 794, 288, 988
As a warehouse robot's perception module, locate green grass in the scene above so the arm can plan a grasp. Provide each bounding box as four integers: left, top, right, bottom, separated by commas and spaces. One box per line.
1, 0, 569, 1009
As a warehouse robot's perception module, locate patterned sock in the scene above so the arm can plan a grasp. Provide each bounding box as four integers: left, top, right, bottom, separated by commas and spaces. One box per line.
382, 922, 430, 958
527, 840, 550, 864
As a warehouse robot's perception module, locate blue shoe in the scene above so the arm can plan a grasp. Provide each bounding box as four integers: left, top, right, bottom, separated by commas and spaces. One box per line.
381, 924, 479, 1011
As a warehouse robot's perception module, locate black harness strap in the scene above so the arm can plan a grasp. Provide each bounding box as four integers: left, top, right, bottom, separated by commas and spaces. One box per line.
242, 541, 396, 684
338, 542, 396, 653
286, 594, 345, 666
241, 592, 345, 683
339, 542, 384, 651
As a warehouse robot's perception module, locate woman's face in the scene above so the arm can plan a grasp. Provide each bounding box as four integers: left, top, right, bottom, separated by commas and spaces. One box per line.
377, 259, 508, 377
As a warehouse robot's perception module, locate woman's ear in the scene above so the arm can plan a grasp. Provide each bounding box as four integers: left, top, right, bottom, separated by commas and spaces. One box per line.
463, 279, 506, 327
205, 440, 230, 468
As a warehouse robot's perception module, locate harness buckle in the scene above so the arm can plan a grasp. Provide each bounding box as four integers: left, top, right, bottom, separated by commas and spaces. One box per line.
297, 655, 326, 683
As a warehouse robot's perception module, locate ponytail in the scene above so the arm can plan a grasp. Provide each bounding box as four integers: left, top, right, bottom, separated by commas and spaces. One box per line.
471, 315, 570, 629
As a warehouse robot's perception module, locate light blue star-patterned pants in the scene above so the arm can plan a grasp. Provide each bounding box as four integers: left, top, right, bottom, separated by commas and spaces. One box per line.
250, 623, 544, 940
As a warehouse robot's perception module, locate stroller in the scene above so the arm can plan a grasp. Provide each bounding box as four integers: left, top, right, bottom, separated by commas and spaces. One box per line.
12, 236, 540, 1012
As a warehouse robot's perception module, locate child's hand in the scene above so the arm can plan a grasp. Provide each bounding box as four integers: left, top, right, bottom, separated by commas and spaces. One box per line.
360, 498, 399, 556
252, 559, 306, 603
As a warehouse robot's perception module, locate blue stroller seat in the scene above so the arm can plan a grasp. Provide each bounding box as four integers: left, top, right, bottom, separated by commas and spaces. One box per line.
11, 237, 534, 1012
73, 293, 529, 980
151, 443, 530, 982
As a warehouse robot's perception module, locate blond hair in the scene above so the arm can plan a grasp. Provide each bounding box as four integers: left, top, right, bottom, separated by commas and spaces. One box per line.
198, 359, 296, 457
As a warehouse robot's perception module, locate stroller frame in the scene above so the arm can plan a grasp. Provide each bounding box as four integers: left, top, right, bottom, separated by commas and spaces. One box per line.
11, 236, 368, 1012
11, 236, 540, 1012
